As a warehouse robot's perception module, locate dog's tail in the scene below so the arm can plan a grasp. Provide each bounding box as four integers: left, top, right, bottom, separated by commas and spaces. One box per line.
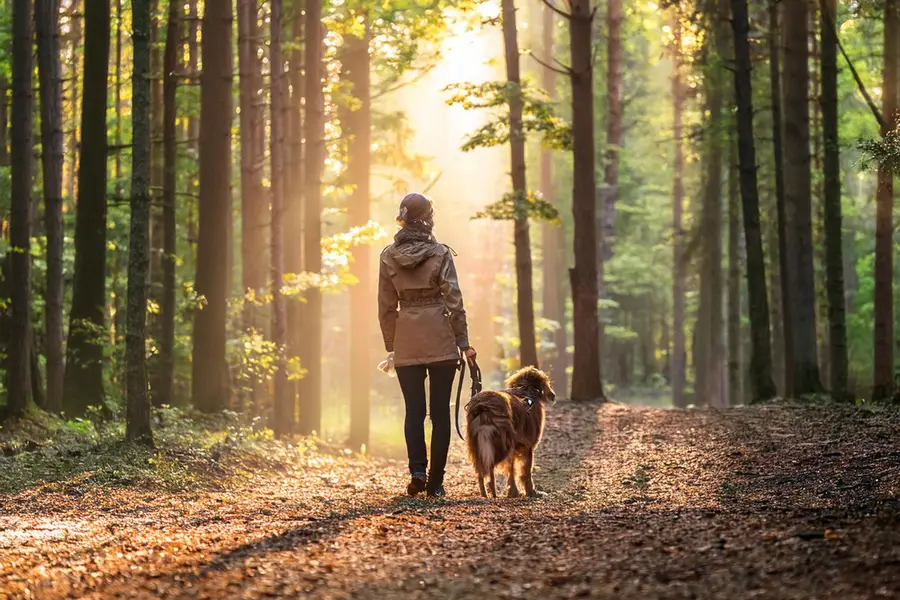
466, 392, 513, 477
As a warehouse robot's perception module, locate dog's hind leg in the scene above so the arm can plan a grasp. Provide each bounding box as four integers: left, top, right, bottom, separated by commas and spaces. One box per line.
487, 469, 497, 499
506, 459, 521, 498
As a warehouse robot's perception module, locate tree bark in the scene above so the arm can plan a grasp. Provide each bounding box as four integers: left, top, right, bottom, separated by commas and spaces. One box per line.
769, 0, 792, 396
728, 140, 743, 406
192, 0, 233, 413
671, 15, 687, 408
874, 0, 898, 402
152, 0, 179, 407
345, 14, 372, 448
567, 0, 604, 401
299, 0, 324, 433
818, 0, 849, 401
126, 0, 154, 444
65, 1, 81, 204
36, 0, 65, 414
148, 0, 164, 387
8, 0, 34, 417
731, 0, 777, 402
541, 1, 568, 395
0, 76, 7, 166
601, 0, 621, 266
782, 0, 822, 396
501, 0, 539, 369
63, 0, 110, 418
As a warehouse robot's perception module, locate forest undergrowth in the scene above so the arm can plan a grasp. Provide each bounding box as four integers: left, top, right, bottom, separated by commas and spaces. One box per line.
1, 401, 898, 599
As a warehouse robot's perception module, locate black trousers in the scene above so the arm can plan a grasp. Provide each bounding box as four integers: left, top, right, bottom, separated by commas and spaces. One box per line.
396, 363, 458, 482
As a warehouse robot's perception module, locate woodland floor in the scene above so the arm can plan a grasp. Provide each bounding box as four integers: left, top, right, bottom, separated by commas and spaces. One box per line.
1, 401, 899, 599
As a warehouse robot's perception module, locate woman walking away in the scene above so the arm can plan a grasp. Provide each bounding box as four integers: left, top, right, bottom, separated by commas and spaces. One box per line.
378, 193, 476, 498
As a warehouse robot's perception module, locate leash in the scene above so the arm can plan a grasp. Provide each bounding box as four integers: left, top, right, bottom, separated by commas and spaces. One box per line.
454, 356, 483, 440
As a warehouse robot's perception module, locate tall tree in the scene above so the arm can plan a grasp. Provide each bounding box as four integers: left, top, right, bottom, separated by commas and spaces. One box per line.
36, 0, 65, 413
873, 0, 897, 402
601, 0, 622, 270
345, 11, 373, 448
299, 0, 325, 433
819, 0, 849, 401
671, 13, 687, 408
541, 1, 568, 394
8, 0, 34, 417
731, 0, 777, 402
271, 0, 292, 436
192, 0, 233, 412
0, 76, 7, 166
727, 141, 743, 406
63, 0, 110, 417
502, 0, 539, 369
126, 0, 153, 443
550, 0, 604, 401
153, 0, 179, 406
782, 0, 821, 396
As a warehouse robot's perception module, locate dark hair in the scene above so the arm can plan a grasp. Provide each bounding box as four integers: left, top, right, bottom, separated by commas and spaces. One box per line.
397, 193, 434, 231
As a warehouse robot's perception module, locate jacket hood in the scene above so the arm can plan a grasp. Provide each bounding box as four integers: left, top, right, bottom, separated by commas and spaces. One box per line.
386, 241, 443, 269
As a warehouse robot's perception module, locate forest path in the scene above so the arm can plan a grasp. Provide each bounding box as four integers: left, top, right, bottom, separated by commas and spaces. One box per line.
2, 402, 899, 599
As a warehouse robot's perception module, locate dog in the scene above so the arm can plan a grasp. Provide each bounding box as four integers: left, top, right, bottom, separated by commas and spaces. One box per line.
465, 366, 556, 499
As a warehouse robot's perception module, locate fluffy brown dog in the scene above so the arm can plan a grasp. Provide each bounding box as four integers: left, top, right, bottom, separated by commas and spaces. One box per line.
465, 366, 556, 498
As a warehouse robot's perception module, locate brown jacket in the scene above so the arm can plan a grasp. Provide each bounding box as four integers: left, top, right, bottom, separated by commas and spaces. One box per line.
378, 240, 469, 367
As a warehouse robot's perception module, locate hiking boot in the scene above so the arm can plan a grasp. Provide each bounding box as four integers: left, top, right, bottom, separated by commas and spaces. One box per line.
407, 473, 427, 496
426, 473, 445, 498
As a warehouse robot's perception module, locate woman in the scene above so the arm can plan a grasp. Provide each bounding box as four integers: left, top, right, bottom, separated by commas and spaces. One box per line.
378, 193, 476, 498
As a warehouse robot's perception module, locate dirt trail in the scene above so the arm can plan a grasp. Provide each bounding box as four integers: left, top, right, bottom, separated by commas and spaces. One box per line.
2, 402, 899, 599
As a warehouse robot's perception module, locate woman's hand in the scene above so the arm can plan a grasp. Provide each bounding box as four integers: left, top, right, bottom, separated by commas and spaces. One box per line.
464, 347, 477, 363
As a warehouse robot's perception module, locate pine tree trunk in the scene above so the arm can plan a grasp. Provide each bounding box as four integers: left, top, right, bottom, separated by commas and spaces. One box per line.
299, 0, 324, 433
567, 0, 604, 401
63, 0, 110, 418
0, 77, 8, 166
731, 0, 777, 402
185, 0, 199, 271
601, 0, 621, 267
874, 0, 897, 402
270, 0, 292, 436
126, 0, 154, 444
192, 0, 233, 413
541, 1, 568, 395
671, 16, 687, 408
148, 0, 164, 388
728, 141, 743, 406
345, 14, 372, 449
36, 0, 65, 414
153, 0, 179, 407
819, 0, 849, 400
8, 0, 34, 417
782, 0, 822, 396
769, 0, 792, 396
501, 0, 539, 369
65, 1, 81, 203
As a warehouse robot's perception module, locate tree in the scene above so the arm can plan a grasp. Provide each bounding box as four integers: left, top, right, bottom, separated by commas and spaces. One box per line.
64, 0, 110, 417
541, 1, 568, 395
35, 0, 65, 413
299, 0, 324, 434
345, 10, 373, 448
873, 0, 897, 402
126, 0, 153, 444
271, 0, 292, 436
8, 0, 34, 417
671, 13, 687, 408
192, 0, 233, 413
730, 0, 777, 402
782, 0, 821, 396
727, 141, 743, 406
601, 0, 621, 277
502, 0, 539, 369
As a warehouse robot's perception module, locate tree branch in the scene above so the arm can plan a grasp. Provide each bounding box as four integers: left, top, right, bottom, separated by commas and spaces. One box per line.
542, 0, 572, 20
527, 50, 573, 76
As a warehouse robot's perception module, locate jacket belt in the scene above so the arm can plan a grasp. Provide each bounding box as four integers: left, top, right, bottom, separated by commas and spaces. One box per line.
399, 297, 444, 309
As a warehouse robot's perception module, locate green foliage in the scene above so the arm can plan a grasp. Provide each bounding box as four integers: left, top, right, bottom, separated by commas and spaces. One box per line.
857, 129, 900, 171
444, 80, 572, 151
472, 190, 560, 222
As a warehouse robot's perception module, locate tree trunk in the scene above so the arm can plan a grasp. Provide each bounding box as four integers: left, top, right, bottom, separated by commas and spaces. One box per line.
299, 0, 324, 433
782, 0, 822, 396
185, 0, 199, 270
63, 0, 110, 418
601, 0, 621, 266
501, 0, 539, 369
192, 0, 233, 413
152, 0, 179, 407
126, 0, 154, 444
270, 0, 292, 436
671, 15, 687, 408
731, 0, 777, 402
36, 0, 65, 414
0, 77, 7, 166
567, 0, 604, 401
769, 0, 792, 396
541, 1, 568, 395
65, 1, 81, 203
873, 0, 897, 402
8, 0, 34, 417
148, 0, 164, 386
818, 0, 849, 401
728, 140, 743, 406
345, 14, 372, 449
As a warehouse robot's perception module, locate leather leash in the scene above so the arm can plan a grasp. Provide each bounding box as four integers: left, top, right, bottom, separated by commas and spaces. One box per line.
455, 357, 483, 440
